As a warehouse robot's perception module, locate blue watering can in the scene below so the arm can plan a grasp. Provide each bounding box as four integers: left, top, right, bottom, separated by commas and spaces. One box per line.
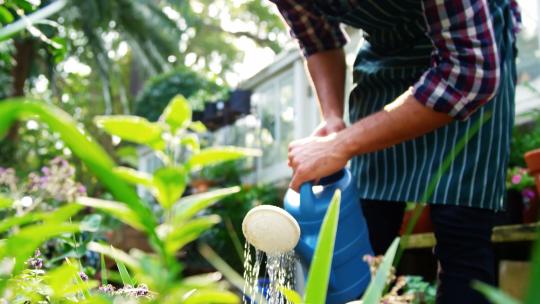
284, 168, 373, 304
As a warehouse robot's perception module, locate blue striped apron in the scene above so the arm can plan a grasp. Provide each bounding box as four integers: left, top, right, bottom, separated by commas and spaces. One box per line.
316, 0, 517, 210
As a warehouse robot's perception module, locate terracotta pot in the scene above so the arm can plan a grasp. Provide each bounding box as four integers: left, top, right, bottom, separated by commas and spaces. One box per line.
190, 179, 214, 193
525, 148, 540, 194
400, 205, 433, 235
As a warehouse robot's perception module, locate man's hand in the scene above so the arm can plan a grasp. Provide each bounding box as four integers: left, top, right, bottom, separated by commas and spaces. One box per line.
311, 117, 346, 136
287, 132, 350, 191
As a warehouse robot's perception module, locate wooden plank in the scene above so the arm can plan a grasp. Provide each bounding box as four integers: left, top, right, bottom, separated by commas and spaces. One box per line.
403, 222, 540, 249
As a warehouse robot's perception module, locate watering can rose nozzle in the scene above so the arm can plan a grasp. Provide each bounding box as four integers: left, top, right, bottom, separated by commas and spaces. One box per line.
242, 205, 301, 255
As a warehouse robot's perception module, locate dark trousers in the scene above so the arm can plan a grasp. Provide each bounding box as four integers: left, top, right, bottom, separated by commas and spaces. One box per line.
361, 199, 495, 304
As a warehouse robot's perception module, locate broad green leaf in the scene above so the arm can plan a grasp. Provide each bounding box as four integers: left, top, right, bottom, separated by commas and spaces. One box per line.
0, 196, 12, 209
78, 197, 145, 231
94, 115, 164, 150
116, 259, 137, 286
362, 238, 400, 304
43, 203, 83, 222
101, 253, 108, 285
164, 215, 221, 254
304, 190, 341, 303
189, 121, 207, 133
86, 242, 139, 271
81, 295, 115, 304
115, 146, 139, 167
172, 186, 240, 222
0, 99, 157, 238
182, 272, 223, 288
181, 134, 200, 152
152, 166, 187, 209
160, 95, 191, 133
114, 166, 153, 187
473, 281, 520, 304
183, 290, 239, 304
279, 287, 303, 304
80, 214, 102, 232
187, 147, 261, 171
0, 204, 82, 233
0, 7, 14, 24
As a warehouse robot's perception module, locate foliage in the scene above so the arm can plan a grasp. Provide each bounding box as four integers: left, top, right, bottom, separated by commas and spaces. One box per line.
134, 67, 225, 121
510, 111, 540, 167
362, 256, 436, 304
0, 95, 259, 302
303, 190, 341, 302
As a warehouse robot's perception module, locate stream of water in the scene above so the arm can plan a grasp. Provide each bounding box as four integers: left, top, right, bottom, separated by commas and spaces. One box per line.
243, 243, 297, 304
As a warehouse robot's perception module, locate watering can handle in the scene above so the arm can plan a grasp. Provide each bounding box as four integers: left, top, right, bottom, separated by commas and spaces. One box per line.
300, 182, 316, 214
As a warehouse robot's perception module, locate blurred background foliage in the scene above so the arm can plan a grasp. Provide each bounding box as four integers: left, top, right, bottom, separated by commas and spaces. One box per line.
0, 0, 286, 185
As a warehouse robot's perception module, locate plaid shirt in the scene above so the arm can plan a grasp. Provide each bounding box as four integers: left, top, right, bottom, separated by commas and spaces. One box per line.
271, 0, 521, 120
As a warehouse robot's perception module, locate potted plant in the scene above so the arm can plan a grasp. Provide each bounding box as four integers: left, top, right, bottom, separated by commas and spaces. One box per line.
525, 149, 540, 198
506, 166, 538, 223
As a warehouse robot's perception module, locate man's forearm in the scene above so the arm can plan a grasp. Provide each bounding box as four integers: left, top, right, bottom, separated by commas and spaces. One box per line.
306, 49, 346, 120
337, 88, 453, 158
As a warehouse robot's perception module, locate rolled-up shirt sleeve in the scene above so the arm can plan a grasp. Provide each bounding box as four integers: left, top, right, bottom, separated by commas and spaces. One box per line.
412, 0, 500, 120
270, 0, 348, 57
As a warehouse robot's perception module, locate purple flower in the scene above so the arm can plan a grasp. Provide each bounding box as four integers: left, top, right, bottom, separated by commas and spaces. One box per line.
522, 188, 537, 201
98, 284, 115, 293
79, 271, 89, 281
77, 184, 87, 195
512, 174, 522, 184
41, 167, 50, 175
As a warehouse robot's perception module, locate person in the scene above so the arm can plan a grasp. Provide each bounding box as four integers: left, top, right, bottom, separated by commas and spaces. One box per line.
269, 0, 521, 303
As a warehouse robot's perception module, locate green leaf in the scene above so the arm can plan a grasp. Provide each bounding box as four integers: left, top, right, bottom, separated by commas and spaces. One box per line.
0, 204, 82, 233
279, 287, 303, 304
0, 7, 14, 24
80, 214, 102, 232
0, 196, 12, 209
188, 121, 207, 133
187, 147, 261, 171
473, 281, 520, 304
113, 166, 153, 187
43, 203, 83, 222
94, 115, 164, 150
101, 253, 108, 285
304, 190, 341, 303
163, 215, 221, 254
160, 95, 191, 133
116, 259, 137, 286
86, 242, 139, 271
172, 186, 240, 222
182, 290, 239, 304
181, 134, 200, 152
78, 197, 146, 231
362, 237, 401, 304
152, 166, 187, 209
115, 146, 139, 167
182, 272, 223, 288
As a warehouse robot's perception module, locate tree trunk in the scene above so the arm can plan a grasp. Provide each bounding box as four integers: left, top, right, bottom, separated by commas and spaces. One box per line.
0, 38, 34, 166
